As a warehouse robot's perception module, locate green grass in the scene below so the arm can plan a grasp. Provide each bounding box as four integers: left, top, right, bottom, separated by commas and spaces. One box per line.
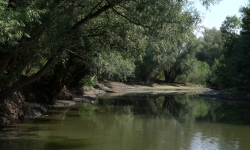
136, 85, 202, 89
83, 86, 94, 91
127, 86, 136, 89
152, 91, 179, 93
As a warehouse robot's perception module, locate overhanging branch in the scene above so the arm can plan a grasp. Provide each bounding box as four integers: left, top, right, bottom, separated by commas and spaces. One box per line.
87, 0, 104, 16
71, 3, 115, 30
111, 8, 151, 28
66, 49, 84, 60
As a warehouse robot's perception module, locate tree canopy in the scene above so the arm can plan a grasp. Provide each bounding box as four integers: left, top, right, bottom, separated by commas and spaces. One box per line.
211, 6, 250, 93
0, 0, 223, 102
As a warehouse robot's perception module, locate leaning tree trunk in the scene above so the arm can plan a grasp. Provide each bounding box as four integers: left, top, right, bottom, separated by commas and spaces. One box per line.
0, 56, 56, 100
0, 2, 117, 101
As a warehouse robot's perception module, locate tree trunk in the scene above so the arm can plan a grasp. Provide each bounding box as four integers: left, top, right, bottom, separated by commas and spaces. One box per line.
0, 1, 115, 100
0, 52, 15, 76
71, 3, 116, 30
0, 56, 56, 100
164, 71, 174, 83
46, 64, 87, 104
164, 68, 181, 83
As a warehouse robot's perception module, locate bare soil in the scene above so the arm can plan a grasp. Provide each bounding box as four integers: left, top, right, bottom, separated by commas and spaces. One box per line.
95, 80, 211, 94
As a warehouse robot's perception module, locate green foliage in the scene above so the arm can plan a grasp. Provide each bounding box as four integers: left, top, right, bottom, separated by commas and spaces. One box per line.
174, 74, 189, 83
135, 24, 200, 83
210, 59, 222, 85
134, 43, 160, 82
0, 0, 223, 100
199, 0, 222, 9
81, 75, 98, 90
176, 61, 211, 85
211, 5, 250, 93
189, 61, 211, 85
91, 51, 135, 81
162, 35, 201, 83
221, 15, 241, 35
196, 27, 223, 66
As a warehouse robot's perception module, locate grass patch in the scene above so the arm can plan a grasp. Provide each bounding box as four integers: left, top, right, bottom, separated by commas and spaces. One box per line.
136, 85, 201, 89
128, 86, 136, 89
83, 86, 94, 91
152, 91, 179, 93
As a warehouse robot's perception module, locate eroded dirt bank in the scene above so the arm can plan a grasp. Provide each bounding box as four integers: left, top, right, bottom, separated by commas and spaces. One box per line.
0, 87, 103, 127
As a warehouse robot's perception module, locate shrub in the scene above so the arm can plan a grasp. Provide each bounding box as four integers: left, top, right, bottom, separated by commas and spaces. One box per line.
176, 61, 211, 85
81, 75, 98, 90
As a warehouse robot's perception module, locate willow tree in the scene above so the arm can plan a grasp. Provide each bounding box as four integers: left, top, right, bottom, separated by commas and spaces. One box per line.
0, 0, 222, 102
135, 21, 201, 83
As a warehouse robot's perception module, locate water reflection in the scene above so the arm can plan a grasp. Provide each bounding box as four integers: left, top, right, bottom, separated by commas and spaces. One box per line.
0, 93, 250, 150
98, 93, 250, 125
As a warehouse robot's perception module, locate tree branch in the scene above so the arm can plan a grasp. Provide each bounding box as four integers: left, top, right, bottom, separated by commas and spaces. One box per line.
66, 49, 84, 60
0, 48, 64, 99
87, 0, 104, 16
111, 8, 151, 28
71, 3, 115, 30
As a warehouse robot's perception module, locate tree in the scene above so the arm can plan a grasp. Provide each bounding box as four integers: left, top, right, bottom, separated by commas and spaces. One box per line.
0, 0, 223, 101
211, 5, 250, 93
163, 36, 200, 83
196, 27, 223, 66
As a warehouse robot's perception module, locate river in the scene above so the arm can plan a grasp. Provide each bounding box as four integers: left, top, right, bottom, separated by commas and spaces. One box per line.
0, 93, 250, 150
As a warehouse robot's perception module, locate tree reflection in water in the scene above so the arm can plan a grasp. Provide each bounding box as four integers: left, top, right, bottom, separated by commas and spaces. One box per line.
1, 93, 250, 150
97, 93, 250, 125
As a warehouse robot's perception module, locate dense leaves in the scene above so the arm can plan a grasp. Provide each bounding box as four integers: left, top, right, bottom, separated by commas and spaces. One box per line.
196, 27, 223, 66
211, 5, 250, 93
0, 0, 222, 103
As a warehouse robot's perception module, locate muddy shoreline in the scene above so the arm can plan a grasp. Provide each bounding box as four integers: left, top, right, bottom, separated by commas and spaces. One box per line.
199, 90, 250, 102
25, 89, 104, 117
0, 89, 104, 128
1, 81, 249, 128
20, 82, 211, 122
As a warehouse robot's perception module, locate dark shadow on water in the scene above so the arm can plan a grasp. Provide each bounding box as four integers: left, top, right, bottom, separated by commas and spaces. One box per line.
44, 136, 93, 150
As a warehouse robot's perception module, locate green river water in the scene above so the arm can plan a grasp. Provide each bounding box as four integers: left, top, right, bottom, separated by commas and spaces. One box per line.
1, 93, 250, 150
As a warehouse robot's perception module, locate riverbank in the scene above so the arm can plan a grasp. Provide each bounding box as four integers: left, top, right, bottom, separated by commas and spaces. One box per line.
0, 90, 102, 127
0, 81, 211, 128
95, 80, 210, 94
199, 90, 250, 101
